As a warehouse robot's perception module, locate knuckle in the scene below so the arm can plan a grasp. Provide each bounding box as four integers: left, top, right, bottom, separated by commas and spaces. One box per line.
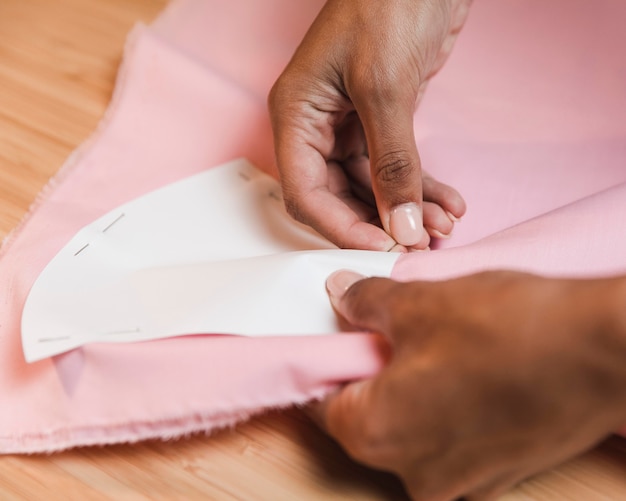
374, 150, 416, 186
268, 70, 306, 114
268, 74, 292, 114
360, 69, 394, 98
351, 64, 400, 103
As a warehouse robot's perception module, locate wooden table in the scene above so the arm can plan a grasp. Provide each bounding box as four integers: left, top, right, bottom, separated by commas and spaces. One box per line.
2, 1, 626, 499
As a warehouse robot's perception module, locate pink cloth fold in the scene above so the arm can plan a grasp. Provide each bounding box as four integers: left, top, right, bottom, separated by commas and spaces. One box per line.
1, 0, 625, 453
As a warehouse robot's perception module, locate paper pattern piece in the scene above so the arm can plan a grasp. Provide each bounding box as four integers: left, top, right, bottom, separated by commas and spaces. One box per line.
0, 0, 624, 454
21, 159, 399, 362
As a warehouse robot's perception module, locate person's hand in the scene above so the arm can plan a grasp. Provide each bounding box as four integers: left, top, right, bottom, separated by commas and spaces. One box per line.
269, 0, 470, 251
318, 270, 626, 500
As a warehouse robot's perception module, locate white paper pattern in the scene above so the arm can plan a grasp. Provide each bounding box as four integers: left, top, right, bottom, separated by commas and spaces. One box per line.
21, 159, 400, 362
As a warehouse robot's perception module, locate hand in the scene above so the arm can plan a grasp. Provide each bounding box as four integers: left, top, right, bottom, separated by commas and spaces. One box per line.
269, 0, 469, 251
318, 270, 626, 500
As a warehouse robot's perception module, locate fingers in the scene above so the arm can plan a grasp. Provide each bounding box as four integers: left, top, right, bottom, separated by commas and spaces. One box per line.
423, 202, 455, 239
269, 81, 400, 251
283, 159, 401, 250
295, 187, 400, 250
420, 174, 467, 241
422, 173, 466, 221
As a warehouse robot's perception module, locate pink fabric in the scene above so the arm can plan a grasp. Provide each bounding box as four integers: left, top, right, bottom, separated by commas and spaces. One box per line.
1, 0, 625, 453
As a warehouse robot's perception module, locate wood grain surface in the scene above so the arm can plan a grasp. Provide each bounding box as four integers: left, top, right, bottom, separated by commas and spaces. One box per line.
1, 1, 626, 499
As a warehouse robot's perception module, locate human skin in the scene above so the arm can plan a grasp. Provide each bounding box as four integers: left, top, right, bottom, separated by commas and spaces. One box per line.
271, 0, 626, 498
318, 270, 626, 500
269, 0, 470, 251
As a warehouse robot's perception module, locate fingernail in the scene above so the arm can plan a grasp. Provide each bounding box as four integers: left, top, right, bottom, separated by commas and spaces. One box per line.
326, 270, 366, 299
389, 203, 424, 246
446, 210, 461, 223
429, 227, 452, 239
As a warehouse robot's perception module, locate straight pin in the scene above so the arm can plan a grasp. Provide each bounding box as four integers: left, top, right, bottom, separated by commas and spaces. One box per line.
102, 213, 125, 233
74, 243, 89, 256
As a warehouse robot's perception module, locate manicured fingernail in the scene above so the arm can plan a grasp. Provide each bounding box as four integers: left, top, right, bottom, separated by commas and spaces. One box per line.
446, 210, 461, 223
389, 203, 424, 246
408, 246, 430, 253
429, 227, 452, 239
326, 270, 366, 299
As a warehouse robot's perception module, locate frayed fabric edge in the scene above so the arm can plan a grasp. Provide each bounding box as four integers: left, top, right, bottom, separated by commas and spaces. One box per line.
0, 386, 334, 455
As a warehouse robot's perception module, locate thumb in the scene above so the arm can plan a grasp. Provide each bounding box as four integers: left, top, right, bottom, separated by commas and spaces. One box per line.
326, 270, 402, 342
353, 88, 427, 248
319, 270, 404, 465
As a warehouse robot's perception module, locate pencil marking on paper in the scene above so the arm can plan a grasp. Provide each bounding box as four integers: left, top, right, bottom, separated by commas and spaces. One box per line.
38, 336, 71, 343
268, 191, 281, 202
